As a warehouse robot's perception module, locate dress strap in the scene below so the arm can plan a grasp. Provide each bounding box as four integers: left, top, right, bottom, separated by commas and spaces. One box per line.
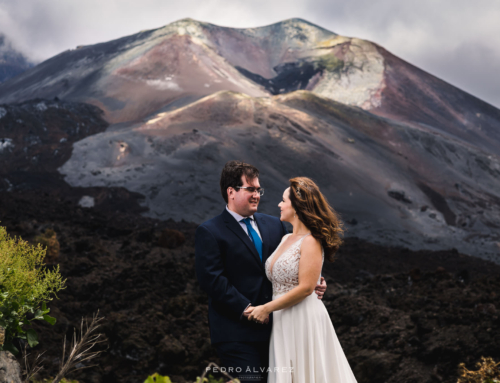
297, 233, 311, 248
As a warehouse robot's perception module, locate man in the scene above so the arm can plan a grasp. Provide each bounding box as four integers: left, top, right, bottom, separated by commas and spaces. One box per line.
195, 160, 326, 382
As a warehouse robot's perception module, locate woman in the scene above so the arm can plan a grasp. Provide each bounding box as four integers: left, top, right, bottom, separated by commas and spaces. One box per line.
247, 177, 358, 383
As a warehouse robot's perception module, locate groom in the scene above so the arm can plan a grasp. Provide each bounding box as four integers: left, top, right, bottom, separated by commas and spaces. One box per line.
195, 160, 327, 382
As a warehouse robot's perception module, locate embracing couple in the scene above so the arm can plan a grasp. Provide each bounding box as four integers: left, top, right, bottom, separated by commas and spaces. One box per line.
195, 161, 357, 383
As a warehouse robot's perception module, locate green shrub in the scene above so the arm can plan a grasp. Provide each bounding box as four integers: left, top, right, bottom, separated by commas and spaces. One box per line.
204, 375, 226, 383
144, 373, 172, 383
0, 225, 66, 354
144, 373, 233, 383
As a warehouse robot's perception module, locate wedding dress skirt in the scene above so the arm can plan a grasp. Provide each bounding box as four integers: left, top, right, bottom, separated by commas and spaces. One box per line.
265, 234, 357, 383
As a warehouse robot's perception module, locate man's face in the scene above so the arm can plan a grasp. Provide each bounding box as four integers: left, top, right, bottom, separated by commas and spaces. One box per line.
228, 175, 261, 216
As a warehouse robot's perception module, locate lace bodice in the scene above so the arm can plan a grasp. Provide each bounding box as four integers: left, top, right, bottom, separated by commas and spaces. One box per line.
265, 233, 324, 299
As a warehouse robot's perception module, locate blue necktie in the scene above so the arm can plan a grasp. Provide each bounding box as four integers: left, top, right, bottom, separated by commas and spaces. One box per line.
241, 218, 263, 262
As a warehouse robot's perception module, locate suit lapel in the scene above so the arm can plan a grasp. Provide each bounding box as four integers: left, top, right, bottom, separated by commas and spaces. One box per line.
254, 213, 271, 263
223, 209, 263, 270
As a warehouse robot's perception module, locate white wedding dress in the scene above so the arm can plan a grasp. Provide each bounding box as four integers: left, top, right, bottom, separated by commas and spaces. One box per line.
265, 233, 358, 383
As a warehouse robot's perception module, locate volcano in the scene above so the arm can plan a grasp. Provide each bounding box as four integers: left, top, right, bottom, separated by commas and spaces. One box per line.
0, 18, 499, 262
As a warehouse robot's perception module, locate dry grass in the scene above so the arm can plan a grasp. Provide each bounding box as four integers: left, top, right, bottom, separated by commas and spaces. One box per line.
21, 342, 46, 383
51, 311, 106, 383
458, 357, 500, 383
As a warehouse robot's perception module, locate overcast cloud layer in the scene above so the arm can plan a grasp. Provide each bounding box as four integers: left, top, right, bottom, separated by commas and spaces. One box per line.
1, 0, 499, 108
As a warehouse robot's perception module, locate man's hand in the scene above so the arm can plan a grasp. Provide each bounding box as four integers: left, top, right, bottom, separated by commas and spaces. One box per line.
314, 277, 327, 300
243, 305, 254, 317
244, 306, 269, 324
248, 305, 270, 324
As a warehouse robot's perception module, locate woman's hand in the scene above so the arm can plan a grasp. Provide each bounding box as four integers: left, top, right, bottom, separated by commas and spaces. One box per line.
315, 277, 327, 299
248, 305, 270, 324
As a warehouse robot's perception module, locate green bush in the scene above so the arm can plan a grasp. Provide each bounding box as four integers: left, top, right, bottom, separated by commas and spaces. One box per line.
144, 373, 172, 383
193, 375, 228, 383
0, 225, 66, 354
144, 373, 231, 383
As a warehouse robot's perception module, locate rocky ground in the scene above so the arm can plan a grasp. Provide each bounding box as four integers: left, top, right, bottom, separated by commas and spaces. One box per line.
0, 188, 499, 383
1, 97, 499, 383
1, 35, 500, 382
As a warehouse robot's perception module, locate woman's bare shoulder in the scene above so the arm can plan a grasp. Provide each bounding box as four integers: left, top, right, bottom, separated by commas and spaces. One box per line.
302, 234, 321, 252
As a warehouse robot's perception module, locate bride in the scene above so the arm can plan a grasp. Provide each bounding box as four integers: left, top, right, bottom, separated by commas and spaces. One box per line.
247, 177, 358, 383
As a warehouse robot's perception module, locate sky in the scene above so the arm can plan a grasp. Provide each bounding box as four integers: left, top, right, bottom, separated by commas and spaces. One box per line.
0, 0, 499, 109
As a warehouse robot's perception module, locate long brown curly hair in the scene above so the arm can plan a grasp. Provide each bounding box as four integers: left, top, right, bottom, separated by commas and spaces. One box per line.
288, 177, 345, 262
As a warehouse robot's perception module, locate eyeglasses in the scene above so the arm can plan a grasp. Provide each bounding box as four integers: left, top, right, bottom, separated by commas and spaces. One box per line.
235, 186, 265, 196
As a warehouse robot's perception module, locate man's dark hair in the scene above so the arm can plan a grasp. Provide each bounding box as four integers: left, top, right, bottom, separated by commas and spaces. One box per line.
220, 160, 260, 203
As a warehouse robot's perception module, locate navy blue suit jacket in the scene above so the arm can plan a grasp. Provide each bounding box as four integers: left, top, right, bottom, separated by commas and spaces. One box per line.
195, 208, 288, 344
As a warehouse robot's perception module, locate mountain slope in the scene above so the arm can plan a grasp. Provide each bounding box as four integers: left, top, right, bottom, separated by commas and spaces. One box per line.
0, 18, 499, 261
57, 90, 500, 260
0, 18, 497, 152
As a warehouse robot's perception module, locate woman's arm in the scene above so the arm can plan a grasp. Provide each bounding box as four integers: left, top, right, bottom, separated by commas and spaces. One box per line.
243, 233, 290, 320
247, 235, 323, 323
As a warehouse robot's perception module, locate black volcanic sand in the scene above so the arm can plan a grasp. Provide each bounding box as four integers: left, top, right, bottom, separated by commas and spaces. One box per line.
0, 98, 110, 195
0, 189, 499, 383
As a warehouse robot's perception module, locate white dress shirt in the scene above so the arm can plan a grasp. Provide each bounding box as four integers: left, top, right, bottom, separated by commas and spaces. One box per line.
225, 205, 262, 241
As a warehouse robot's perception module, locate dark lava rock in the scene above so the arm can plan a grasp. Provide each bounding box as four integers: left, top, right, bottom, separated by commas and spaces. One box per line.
157, 335, 187, 364
352, 350, 401, 383
388, 189, 412, 204
236, 59, 326, 95
158, 229, 186, 249
0, 98, 108, 180
1, 189, 499, 383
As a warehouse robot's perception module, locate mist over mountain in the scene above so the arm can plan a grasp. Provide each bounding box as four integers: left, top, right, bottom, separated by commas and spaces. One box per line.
0, 34, 33, 83
0, 18, 499, 262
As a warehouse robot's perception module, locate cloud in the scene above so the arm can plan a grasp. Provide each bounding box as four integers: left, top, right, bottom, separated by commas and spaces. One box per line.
413, 41, 500, 108
0, 0, 499, 108
303, 0, 500, 107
